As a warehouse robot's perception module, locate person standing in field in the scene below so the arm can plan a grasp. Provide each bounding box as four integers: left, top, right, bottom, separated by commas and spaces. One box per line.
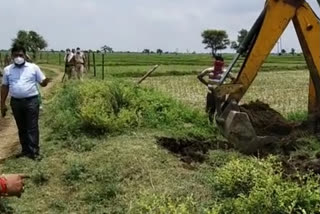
1, 45, 52, 160
74, 47, 86, 81
64, 48, 75, 80
197, 55, 235, 123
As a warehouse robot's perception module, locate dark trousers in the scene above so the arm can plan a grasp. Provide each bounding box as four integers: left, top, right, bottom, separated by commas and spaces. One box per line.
10, 96, 40, 156
206, 91, 226, 123
206, 92, 216, 123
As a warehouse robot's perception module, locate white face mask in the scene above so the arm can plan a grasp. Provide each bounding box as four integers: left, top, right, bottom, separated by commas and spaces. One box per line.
14, 57, 25, 65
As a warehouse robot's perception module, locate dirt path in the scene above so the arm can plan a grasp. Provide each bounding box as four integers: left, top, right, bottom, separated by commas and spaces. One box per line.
0, 65, 63, 161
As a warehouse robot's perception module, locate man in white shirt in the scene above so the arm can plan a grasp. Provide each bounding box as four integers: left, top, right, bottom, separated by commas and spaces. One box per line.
1, 46, 51, 160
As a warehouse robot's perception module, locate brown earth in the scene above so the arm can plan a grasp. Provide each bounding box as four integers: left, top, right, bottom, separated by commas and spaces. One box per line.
240, 101, 297, 136
0, 65, 63, 162
240, 101, 320, 175
159, 100, 320, 175
156, 137, 230, 164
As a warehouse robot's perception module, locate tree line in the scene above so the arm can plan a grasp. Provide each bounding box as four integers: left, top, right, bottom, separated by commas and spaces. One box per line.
8, 29, 297, 58
201, 29, 296, 57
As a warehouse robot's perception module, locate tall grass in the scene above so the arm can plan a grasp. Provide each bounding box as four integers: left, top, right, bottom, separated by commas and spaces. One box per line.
45, 79, 217, 141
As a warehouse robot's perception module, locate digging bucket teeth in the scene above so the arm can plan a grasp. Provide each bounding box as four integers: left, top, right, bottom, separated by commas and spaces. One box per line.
216, 100, 276, 154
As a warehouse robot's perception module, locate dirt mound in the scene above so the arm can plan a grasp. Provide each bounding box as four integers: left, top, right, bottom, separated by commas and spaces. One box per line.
240, 101, 297, 136
239, 101, 320, 175
157, 101, 320, 174
238, 101, 312, 155
156, 137, 230, 163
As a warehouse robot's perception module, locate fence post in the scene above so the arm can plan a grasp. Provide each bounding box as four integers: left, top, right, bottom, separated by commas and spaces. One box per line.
87, 53, 91, 73
46, 52, 49, 64
59, 52, 61, 65
93, 52, 96, 77
102, 53, 105, 80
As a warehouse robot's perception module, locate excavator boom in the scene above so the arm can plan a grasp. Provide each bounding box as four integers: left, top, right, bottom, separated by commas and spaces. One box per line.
216, 0, 320, 154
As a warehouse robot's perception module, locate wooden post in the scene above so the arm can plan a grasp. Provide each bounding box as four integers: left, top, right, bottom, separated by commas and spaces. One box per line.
102, 53, 105, 80
87, 53, 91, 73
46, 52, 49, 64
59, 52, 61, 65
137, 65, 160, 84
93, 52, 96, 77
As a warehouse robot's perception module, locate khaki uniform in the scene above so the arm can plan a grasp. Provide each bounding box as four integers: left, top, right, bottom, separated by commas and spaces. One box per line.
65, 53, 75, 79
74, 52, 85, 81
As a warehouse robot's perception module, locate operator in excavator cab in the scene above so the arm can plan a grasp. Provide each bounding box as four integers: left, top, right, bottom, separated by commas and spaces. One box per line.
197, 55, 235, 123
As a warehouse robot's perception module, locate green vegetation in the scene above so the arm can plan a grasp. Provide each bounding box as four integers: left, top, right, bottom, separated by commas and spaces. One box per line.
1, 52, 319, 213
142, 70, 309, 117
1, 76, 319, 213
45, 79, 216, 141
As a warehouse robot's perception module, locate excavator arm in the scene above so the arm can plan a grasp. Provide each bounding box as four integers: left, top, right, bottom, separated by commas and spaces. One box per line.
216, 0, 320, 154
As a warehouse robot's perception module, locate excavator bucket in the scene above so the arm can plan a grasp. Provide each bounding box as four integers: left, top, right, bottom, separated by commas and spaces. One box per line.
214, 0, 320, 154
215, 100, 277, 154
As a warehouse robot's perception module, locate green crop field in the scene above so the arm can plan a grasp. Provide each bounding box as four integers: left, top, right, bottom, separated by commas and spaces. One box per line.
141, 70, 309, 117
1, 53, 320, 213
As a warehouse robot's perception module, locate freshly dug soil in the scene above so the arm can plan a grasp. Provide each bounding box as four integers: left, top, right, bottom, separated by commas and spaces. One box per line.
158, 101, 320, 175
240, 101, 297, 136
156, 137, 230, 163
239, 101, 320, 175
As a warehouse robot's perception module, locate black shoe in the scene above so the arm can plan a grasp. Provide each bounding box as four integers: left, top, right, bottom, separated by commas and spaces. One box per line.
15, 152, 30, 159
26, 154, 42, 161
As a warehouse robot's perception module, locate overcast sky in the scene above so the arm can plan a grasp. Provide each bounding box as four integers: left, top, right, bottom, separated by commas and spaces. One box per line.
0, 0, 319, 53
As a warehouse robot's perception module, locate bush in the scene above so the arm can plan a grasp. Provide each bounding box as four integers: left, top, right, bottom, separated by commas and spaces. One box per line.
206, 157, 320, 214
46, 79, 216, 141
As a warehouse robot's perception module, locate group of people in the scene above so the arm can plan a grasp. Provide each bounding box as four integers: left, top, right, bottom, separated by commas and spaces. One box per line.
0, 44, 232, 198
0, 46, 87, 163
0, 46, 88, 199
64, 47, 87, 81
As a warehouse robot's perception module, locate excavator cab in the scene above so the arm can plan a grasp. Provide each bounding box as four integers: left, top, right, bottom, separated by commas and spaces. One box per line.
215, 0, 320, 154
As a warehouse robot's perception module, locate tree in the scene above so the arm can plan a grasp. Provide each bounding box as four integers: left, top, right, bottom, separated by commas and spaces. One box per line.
290, 48, 295, 56
101, 45, 113, 53
156, 49, 163, 55
201, 30, 230, 57
231, 29, 248, 51
142, 49, 150, 54
12, 30, 48, 60
281, 49, 286, 55
230, 41, 239, 50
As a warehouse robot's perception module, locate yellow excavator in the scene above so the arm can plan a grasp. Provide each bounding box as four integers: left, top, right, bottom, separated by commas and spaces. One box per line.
215, 0, 320, 154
